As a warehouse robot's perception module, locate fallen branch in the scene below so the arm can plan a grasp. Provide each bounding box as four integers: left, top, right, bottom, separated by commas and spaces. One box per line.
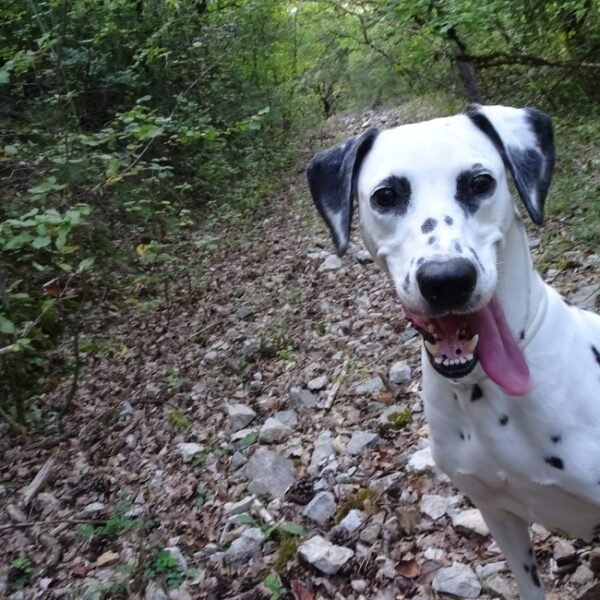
20, 456, 56, 509
0, 404, 27, 435
323, 358, 350, 410
0, 518, 106, 532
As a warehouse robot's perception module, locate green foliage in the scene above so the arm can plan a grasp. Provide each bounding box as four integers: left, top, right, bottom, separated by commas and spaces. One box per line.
8, 556, 34, 591
263, 572, 287, 600
385, 408, 413, 431
335, 487, 378, 522
144, 549, 191, 589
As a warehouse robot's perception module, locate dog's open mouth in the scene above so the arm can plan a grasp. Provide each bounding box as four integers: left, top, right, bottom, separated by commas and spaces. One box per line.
405, 296, 531, 396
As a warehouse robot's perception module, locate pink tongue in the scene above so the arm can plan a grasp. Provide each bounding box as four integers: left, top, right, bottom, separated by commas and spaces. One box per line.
466, 296, 530, 396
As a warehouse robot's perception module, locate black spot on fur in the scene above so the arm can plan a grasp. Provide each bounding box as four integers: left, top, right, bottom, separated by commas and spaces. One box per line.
454, 241, 463, 254
550, 434, 561, 444
499, 415, 509, 426
593, 345, 600, 366
444, 215, 453, 225
459, 432, 465, 440
370, 175, 412, 215
528, 549, 533, 557
545, 456, 564, 470
403, 273, 410, 292
471, 384, 483, 401
428, 236, 436, 245
520, 329, 525, 341
523, 565, 530, 573
421, 218, 437, 234
455, 167, 496, 215
417, 257, 425, 266
530, 564, 541, 588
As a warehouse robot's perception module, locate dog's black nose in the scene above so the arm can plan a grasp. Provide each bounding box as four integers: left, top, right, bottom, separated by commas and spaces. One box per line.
416, 258, 477, 311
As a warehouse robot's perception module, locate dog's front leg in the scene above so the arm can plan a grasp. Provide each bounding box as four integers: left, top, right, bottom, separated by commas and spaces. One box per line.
479, 507, 545, 600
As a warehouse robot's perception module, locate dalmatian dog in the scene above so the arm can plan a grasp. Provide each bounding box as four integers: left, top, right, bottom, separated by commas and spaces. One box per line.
306, 105, 600, 600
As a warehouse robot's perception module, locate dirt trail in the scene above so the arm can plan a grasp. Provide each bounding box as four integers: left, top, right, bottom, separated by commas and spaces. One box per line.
1, 107, 598, 600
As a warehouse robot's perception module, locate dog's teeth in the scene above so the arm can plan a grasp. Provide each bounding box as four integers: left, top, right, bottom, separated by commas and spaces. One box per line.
464, 353, 473, 361
434, 357, 443, 364
465, 334, 479, 352
424, 340, 440, 355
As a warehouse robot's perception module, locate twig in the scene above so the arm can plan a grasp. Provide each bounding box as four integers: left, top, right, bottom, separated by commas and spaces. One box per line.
323, 358, 349, 410
0, 518, 106, 532
20, 456, 56, 509
0, 404, 27, 435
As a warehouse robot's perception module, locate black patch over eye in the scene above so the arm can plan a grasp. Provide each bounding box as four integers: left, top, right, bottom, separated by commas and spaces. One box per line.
370, 176, 411, 214
470, 173, 495, 196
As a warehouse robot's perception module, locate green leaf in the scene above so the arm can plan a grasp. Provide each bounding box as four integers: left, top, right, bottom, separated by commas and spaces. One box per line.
77, 257, 95, 272
0, 315, 16, 335
239, 431, 258, 448
235, 513, 254, 525
279, 522, 306, 537
4, 232, 33, 250
32, 236, 51, 249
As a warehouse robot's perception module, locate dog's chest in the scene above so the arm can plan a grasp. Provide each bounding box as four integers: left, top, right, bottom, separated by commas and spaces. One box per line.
424, 370, 600, 539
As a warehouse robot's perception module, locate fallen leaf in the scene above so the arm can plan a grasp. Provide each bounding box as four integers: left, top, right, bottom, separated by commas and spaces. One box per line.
291, 579, 315, 600
396, 558, 421, 578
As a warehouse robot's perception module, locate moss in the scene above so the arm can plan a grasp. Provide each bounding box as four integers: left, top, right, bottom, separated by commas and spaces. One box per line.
274, 535, 299, 573
335, 487, 378, 522
385, 408, 412, 430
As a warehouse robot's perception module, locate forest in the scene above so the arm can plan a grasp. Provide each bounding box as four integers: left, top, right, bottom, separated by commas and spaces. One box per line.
1, 1, 599, 598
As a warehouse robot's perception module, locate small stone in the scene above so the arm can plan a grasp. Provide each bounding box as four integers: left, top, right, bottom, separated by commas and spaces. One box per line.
230, 451, 247, 469
120, 401, 134, 419
476, 560, 507, 580
483, 574, 518, 599
351, 579, 368, 592
236, 305, 254, 320
318, 255, 343, 271
203, 350, 218, 365
389, 361, 412, 384
245, 450, 295, 498
450, 508, 490, 536
338, 509, 365, 532
298, 535, 354, 574
432, 563, 481, 599
242, 338, 261, 361
274, 410, 297, 428
570, 284, 600, 310
309, 430, 335, 476
308, 375, 328, 391
96, 551, 119, 567
359, 512, 385, 544
571, 564, 594, 586
177, 442, 203, 463
224, 495, 255, 515
227, 404, 257, 431
145, 582, 168, 600
355, 250, 373, 264
420, 494, 450, 520
554, 538, 577, 566
346, 431, 379, 455
371, 473, 401, 493
259, 418, 291, 443
303, 491, 336, 525
354, 376, 383, 395
288, 386, 318, 409
225, 527, 266, 565
407, 447, 436, 472
424, 547, 445, 561
83, 502, 105, 514
589, 547, 600, 576
168, 590, 193, 600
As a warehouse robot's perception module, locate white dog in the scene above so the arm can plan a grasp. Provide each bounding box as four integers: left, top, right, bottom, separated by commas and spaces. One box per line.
307, 105, 600, 600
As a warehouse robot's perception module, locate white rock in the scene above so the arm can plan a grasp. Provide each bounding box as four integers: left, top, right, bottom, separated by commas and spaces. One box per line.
432, 563, 482, 598
242, 338, 261, 360
483, 574, 518, 599
407, 447, 436, 472
571, 564, 594, 586
225, 527, 265, 565
245, 450, 295, 498
288, 386, 318, 409
347, 430, 379, 455
351, 579, 368, 592
450, 508, 490, 536
298, 535, 354, 574
338, 509, 365, 532
476, 560, 507, 580
165, 546, 188, 571
389, 361, 412, 384
274, 410, 297, 428
359, 512, 385, 544
303, 491, 336, 525
145, 582, 168, 600
318, 255, 343, 272
223, 495, 255, 515
420, 494, 450, 520
371, 473, 401, 493
309, 430, 335, 475
227, 403, 257, 431
83, 502, 105, 514
354, 376, 383, 395
259, 418, 291, 443
308, 375, 328, 391
177, 442, 203, 463
424, 547, 445, 561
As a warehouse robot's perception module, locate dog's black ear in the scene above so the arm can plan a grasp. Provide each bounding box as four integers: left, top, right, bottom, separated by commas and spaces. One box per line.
307, 128, 379, 255
466, 104, 554, 225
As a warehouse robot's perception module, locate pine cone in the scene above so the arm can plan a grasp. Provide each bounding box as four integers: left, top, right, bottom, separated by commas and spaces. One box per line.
285, 475, 315, 505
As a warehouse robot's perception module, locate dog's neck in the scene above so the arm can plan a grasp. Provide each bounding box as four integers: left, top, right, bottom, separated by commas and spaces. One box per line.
495, 213, 546, 343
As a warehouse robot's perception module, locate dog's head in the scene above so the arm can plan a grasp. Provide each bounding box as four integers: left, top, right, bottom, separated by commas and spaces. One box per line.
307, 105, 554, 394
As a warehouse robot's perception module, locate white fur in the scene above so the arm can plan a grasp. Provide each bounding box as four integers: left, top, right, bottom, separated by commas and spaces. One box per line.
356, 113, 600, 600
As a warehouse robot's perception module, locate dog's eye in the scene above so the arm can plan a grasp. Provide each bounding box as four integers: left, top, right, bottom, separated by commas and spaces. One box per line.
470, 174, 495, 196
370, 177, 411, 213
371, 187, 397, 209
